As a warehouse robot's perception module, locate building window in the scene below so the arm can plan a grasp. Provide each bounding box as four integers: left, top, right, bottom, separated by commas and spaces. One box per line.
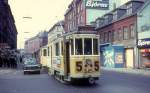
123, 26, 129, 40
43, 49, 47, 56
104, 32, 108, 42
113, 11, 117, 20
130, 24, 135, 38
127, 3, 132, 15
80, 15, 82, 25
118, 28, 122, 40
111, 31, 114, 42
55, 43, 59, 56
114, 30, 118, 41
75, 38, 83, 55
78, 5, 80, 14
96, 20, 100, 28
81, 2, 83, 11
100, 32, 104, 43
84, 38, 92, 55
108, 31, 111, 42
78, 16, 80, 25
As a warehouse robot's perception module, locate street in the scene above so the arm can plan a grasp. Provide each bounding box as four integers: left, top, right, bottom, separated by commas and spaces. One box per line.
0, 69, 150, 93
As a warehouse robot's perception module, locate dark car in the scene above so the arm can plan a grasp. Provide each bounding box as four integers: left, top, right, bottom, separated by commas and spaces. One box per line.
23, 58, 41, 74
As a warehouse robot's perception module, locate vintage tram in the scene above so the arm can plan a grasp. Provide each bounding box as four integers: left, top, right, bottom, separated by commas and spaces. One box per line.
40, 31, 100, 84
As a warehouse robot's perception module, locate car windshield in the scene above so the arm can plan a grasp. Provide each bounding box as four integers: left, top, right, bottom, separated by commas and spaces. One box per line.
24, 58, 37, 65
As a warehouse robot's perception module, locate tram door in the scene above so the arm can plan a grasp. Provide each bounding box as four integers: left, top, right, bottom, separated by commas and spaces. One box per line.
65, 42, 70, 76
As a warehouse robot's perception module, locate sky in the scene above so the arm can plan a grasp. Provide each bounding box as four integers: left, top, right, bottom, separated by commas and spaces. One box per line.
8, 0, 72, 49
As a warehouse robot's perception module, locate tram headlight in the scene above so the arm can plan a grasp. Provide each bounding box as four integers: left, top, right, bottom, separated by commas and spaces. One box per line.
94, 61, 99, 71
76, 61, 82, 72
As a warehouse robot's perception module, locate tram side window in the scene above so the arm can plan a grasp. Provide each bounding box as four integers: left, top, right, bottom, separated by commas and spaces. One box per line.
43, 49, 47, 56
75, 39, 83, 55
55, 43, 60, 56
71, 39, 74, 55
48, 47, 49, 56
84, 38, 92, 55
93, 39, 98, 55
61, 41, 63, 55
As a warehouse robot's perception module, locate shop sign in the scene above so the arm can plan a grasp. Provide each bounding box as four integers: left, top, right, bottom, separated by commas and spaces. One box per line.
86, 0, 109, 9
138, 38, 150, 48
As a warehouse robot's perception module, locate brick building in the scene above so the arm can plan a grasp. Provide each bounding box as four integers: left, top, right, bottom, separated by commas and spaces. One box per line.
95, 0, 148, 68
24, 31, 48, 62
64, 0, 127, 33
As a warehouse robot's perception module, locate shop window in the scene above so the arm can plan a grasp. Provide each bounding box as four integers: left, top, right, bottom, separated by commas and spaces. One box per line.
75, 39, 83, 55
93, 39, 98, 55
84, 38, 92, 55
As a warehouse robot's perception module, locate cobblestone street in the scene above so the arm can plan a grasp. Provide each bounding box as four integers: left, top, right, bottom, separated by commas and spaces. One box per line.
0, 69, 150, 93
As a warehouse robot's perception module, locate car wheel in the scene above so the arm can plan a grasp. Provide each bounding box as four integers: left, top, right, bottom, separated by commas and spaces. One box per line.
24, 71, 27, 75
37, 71, 40, 74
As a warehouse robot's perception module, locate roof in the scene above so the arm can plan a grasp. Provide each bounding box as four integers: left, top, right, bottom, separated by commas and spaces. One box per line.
95, 0, 148, 30
48, 20, 64, 33
137, 0, 150, 14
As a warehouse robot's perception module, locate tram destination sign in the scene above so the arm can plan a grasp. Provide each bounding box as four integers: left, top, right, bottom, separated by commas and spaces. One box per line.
85, 0, 109, 9
138, 38, 150, 48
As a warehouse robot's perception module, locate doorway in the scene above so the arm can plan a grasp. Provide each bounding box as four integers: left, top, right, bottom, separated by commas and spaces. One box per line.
125, 49, 134, 68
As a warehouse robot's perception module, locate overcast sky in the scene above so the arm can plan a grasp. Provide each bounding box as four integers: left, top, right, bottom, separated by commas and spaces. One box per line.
9, 0, 72, 49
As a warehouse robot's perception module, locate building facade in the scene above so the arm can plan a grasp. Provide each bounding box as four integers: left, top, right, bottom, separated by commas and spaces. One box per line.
40, 21, 65, 67
137, 0, 150, 68
64, 0, 129, 33
95, 0, 148, 68
24, 31, 48, 62
0, 0, 17, 49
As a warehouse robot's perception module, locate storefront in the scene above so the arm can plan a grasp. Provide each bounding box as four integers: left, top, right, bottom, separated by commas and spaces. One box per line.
138, 38, 150, 68
100, 44, 125, 68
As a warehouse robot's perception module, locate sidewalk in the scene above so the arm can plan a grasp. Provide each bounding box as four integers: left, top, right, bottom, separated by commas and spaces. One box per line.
0, 68, 18, 75
102, 67, 150, 76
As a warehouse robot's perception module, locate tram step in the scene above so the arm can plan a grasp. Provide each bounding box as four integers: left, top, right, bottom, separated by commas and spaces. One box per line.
64, 76, 71, 81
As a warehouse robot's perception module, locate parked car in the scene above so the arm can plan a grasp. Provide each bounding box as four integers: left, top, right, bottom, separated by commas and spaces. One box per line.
23, 58, 41, 74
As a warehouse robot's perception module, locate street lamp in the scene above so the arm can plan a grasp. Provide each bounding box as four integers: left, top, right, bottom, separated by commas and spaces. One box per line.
22, 16, 32, 19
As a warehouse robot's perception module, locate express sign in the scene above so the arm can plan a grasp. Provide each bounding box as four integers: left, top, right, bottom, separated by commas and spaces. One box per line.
138, 38, 150, 48
85, 0, 109, 9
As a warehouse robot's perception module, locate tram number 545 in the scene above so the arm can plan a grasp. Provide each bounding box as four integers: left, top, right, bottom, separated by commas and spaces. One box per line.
94, 61, 99, 71
76, 62, 82, 72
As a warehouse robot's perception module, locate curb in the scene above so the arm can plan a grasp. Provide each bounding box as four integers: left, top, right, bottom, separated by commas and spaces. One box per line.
101, 67, 150, 77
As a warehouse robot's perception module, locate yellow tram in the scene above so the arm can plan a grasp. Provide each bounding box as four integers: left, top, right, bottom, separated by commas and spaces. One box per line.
40, 31, 100, 84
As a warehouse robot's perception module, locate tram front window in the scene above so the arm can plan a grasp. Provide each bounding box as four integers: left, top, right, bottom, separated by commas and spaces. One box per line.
84, 38, 92, 55
75, 39, 83, 55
